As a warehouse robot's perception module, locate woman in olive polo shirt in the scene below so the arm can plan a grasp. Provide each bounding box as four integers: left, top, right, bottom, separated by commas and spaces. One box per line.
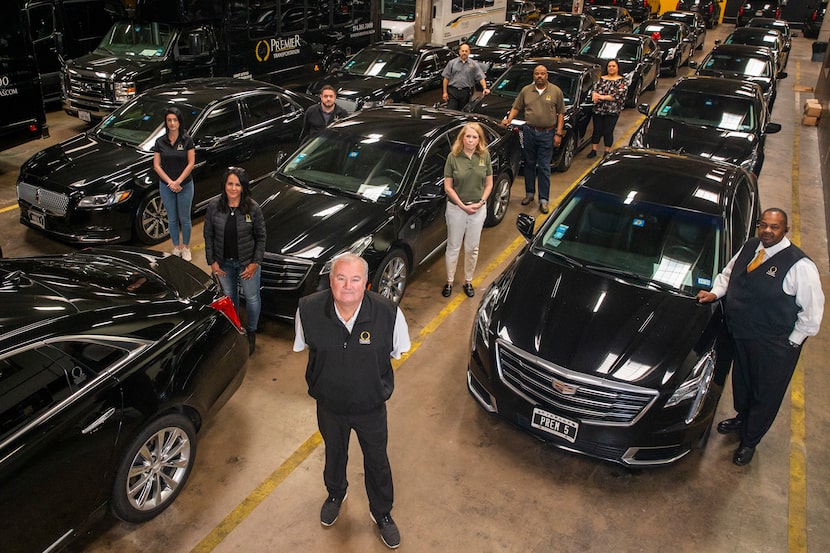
442, 122, 493, 298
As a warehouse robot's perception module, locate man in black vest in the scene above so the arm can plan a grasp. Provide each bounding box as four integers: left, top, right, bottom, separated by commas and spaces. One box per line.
293, 253, 411, 549
300, 84, 349, 143
697, 208, 824, 465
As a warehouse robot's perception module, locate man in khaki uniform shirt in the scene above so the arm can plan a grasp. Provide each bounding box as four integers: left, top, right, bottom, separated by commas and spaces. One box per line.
501, 65, 565, 214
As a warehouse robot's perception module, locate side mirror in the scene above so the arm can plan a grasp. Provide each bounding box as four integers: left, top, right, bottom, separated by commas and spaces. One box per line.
688, 60, 698, 69
764, 122, 782, 134
417, 183, 444, 200
275, 150, 287, 168
777, 71, 788, 79
637, 103, 650, 115
195, 136, 218, 148
517, 213, 536, 241
714, 39, 721, 45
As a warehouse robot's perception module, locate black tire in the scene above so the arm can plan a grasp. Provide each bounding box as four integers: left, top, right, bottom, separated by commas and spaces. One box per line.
625, 81, 640, 108
134, 190, 169, 245
111, 414, 197, 523
371, 248, 409, 305
555, 131, 576, 173
484, 172, 512, 227
668, 58, 680, 77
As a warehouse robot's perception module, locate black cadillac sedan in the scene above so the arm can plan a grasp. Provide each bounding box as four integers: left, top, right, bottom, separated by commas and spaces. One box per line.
536, 13, 602, 56
660, 10, 707, 50
634, 20, 694, 76
17, 79, 315, 245
722, 26, 788, 73
306, 42, 457, 113
736, 0, 781, 27
466, 23, 555, 82
467, 149, 760, 466
465, 58, 601, 172
630, 76, 781, 175
676, 0, 721, 29
0, 247, 248, 553
576, 33, 661, 108
251, 105, 522, 319
585, 5, 636, 32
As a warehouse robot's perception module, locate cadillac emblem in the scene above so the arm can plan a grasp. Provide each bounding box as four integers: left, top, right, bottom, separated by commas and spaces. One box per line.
551, 378, 578, 395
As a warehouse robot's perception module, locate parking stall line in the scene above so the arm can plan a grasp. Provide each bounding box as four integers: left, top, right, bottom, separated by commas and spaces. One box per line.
0, 203, 18, 214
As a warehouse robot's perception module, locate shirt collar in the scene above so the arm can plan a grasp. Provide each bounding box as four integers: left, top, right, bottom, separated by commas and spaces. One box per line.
756, 236, 791, 256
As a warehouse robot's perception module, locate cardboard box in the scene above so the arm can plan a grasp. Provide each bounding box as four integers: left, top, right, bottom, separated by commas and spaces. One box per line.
802, 114, 819, 126
804, 99, 822, 118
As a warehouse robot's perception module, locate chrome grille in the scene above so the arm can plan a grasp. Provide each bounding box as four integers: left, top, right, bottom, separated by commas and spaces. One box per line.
496, 340, 658, 426
17, 182, 69, 216
68, 74, 107, 102
260, 253, 313, 290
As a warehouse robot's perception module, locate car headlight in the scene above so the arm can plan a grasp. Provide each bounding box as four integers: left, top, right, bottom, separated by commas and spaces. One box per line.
474, 282, 502, 351
665, 47, 677, 60
491, 61, 511, 71
114, 81, 137, 103
739, 149, 760, 173
319, 235, 374, 275
630, 129, 644, 147
665, 349, 716, 424
77, 190, 133, 208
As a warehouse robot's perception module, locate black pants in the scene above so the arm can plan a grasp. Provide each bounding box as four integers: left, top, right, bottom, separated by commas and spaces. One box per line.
447, 86, 472, 110
591, 112, 620, 148
731, 337, 802, 447
316, 402, 394, 517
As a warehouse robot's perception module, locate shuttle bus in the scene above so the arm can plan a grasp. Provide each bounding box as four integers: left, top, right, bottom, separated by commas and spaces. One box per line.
382, 0, 508, 46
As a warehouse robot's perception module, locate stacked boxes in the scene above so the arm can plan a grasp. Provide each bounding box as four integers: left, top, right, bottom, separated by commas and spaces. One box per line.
802, 99, 822, 126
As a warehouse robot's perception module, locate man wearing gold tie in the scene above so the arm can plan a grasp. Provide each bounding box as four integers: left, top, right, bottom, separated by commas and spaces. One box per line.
697, 208, 824, 466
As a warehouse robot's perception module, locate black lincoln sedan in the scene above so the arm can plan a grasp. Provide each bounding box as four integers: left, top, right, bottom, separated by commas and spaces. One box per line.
585, 5, 636, 32
661, 10, 707, 50
467, 148, 760, 466
466, 23, 555, 83
0, 247, 248, 553
465, 58, 601, 172
306, 42, 457, 113
630, 76, 781, 175
536, 12, 602, 56
634, 19, 694, 76
250, 105, 522, 319
17, 79, 315, 245
576, 33, 661, 108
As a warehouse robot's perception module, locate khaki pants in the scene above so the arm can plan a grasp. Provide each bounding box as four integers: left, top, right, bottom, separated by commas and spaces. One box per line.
445, 201, 487, 283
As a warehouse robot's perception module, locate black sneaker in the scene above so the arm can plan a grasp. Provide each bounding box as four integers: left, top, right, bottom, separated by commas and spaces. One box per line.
586, 150, 597, 159
371, 512, 400, 549
320, 492, 347, 526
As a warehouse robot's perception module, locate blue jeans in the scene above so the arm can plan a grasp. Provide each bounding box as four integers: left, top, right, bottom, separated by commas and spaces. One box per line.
158, 178, 194, 246
217, 259, 262, 333
521, 126, 554, 202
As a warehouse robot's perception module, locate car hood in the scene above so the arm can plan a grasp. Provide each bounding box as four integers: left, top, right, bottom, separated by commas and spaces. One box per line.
253, 175, 388, 260
68, 50, 158, 80
490, 254, 711, 388
324, 73, 404, 99
19, 132, 149, 191
466, 94, 514, 119
636, 118, 757, 165
546, 30, 577, 42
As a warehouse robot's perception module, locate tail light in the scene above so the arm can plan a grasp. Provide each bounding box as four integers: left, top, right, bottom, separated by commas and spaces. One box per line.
676, 1, 681, 8
738, 6, 744, 16
812, 10, 818, 21
775, 8, 781, 18
211, 295, 244, 333
643, 0, 649, 8
708, 4, 713, 14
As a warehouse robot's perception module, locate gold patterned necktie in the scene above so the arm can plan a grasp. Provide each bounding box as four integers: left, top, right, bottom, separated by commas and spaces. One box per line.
747, 249, 766, 272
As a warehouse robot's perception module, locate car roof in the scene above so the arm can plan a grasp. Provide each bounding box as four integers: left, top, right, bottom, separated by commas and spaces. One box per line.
670, 75, 764, 98
729, 26, 782, 39
513, 57, 600, 74
326, 105, 496, 145
579, 149, 741, 216
747, 17, 789, 28
143, 78, 289, 109
590, 33, 648, 44
709, 43, 775, 59
477, 22, 536, 30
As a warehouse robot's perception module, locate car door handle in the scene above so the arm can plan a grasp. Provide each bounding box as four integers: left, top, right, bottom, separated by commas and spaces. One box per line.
82, 407, 116, 434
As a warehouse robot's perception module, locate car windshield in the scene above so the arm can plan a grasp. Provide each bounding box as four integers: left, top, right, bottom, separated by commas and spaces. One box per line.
280, 131, 418, 201
537, 187, 722, 294
342, 49, 416, 79
539, 16, 580, 32
95, 22, 175, 58
491, 66, 577, 105
95, 97, 202, 149
636, 23, 678, 40
468, 27, 523, 49
580, 39, 639, 62
587, 6, 619, 21
382, 0, 415, 21
701, 53, 771, 77
663, 13, 695, 26
725, 32, 780, 49
652, 89, 758, 131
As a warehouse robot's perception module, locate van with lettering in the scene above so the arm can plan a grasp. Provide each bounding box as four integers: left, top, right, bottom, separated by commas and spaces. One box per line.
63, 0, 379, 122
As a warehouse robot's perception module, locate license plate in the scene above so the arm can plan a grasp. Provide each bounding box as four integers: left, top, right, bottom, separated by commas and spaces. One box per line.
78, 110, 91, 122
531, 407, 578, 443
28, 210, 46, 229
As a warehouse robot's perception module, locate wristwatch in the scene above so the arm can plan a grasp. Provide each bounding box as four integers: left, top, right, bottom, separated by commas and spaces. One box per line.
555, 131, 564, 137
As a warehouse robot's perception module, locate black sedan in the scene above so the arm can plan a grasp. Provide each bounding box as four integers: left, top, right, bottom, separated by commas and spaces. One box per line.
690, 43, 785, 110
536, 13, 602, 56
306, 42, 457, 113
251, 105, 522, 319
467, 148, 761, 467
0, 247, 247, 553
465, 58, 601, 172
634, 19, 694, 76
722, 26, 788, 72
585, 5, 636, 32
803, 2, 827, 38
746, 17, 793, 54
576, 33, 661, 108
17, 79, 315, 245
465, 23, 555, 82
736, 0, 781, 27
630, 76, 781, 175
676, 0, 721, 28
661, 10, 707, 50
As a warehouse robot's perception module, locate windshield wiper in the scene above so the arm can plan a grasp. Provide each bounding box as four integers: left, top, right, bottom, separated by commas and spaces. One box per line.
540, 248, 585, 268
583, 264, 685, 294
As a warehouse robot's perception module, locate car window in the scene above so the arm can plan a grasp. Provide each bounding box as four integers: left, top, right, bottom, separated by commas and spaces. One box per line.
97, 98, 202, 148
468, 27, 522, 49
730, 178, 754, 253
418, 54, 438, 75
343, 49, 415, 79
196, 100, 243, 138
653, 89, 757, 131
414, 134, 452, 189
245, 93, 286, 127
176, 26, 214, 57
701, 53, 771, 77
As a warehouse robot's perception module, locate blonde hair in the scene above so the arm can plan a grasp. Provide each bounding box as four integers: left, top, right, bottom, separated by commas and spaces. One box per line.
451, 122, 489, 157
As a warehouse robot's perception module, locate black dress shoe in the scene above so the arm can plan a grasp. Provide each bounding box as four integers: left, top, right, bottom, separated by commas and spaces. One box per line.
442, 284, 452, 297
717, 417, 743, 434
733, 445, 756, 466
463, 283, 475, 297
586, 150, 597, 159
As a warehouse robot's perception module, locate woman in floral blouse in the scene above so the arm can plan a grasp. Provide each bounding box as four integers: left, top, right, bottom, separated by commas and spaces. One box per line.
587, 59, 628, 159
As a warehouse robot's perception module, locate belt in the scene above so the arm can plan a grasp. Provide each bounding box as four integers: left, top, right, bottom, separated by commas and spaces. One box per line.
449, 85, 472, 91
526, 125, 554, 132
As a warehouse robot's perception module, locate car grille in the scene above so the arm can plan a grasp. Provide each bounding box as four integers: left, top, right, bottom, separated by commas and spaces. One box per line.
17, 182, 69, 216
260, 253, 313, 290
68, 74, 107, 103
496, 340, 658, 426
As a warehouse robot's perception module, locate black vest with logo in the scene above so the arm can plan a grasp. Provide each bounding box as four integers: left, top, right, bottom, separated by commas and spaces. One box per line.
299, 290, 397, 415
725, 237, 807, 340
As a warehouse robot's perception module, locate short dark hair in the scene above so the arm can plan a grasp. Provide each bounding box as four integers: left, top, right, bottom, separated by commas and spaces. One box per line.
320, 84, 337, 95
761, 207, 789, 227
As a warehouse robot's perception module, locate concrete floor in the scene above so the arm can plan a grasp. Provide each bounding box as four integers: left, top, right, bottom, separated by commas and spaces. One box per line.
1, 23, 829, 553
